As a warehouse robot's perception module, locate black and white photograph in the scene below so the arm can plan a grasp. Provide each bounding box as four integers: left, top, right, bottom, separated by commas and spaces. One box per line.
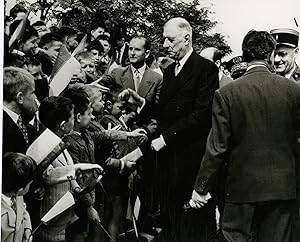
1, 0, 300, 241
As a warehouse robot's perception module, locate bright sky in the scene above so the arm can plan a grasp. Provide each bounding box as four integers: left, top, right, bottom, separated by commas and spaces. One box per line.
199, 0, 300, 63
4, 0, 300, 63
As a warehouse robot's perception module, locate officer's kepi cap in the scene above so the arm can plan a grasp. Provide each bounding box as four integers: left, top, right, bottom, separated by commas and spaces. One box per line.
270, 28, 299, 48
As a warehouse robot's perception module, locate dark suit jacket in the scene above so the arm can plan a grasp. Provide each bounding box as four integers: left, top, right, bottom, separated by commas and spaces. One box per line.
194, 66, 300, 203
100, 65, 163, 103
3, 111, 27, 155
141, 51, 219, 208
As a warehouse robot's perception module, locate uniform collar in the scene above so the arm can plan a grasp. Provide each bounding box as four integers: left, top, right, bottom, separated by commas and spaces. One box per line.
285, 64, 297, 79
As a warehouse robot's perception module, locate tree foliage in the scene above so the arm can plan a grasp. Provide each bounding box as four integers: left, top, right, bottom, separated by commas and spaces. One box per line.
20, 0, 232, 56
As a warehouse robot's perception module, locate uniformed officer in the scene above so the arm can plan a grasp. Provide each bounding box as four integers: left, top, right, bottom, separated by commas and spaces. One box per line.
271, 28, 300, 241
270, 28, 300, 81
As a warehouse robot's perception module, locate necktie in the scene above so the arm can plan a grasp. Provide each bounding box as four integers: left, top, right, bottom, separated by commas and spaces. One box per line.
175, 61, 180, 76
17, 115, 29, 144
11, 196, 17, 213
133, 69, 141, 91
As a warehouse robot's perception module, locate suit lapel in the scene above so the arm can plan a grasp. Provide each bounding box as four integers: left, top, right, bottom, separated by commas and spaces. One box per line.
160, 52, 196, 105
121, 66, 135, 90
138, 67, 155, 98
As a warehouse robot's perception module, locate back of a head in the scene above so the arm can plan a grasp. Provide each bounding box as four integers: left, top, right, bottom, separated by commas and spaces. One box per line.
2, 152, 36, 193
63, 88, 90, 116
242, 30, 276, 62
3, 67, 34, 103
106, 83, 124, 103
39, 96, 73, 130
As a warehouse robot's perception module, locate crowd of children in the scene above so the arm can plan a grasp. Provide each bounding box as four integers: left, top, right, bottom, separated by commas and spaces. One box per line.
2, 4, 159, 242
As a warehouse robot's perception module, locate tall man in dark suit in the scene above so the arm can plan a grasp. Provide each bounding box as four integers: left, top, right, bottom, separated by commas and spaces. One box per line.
191, 30, 300, 242
120, 17, 219, 241
3, 67, 38, 155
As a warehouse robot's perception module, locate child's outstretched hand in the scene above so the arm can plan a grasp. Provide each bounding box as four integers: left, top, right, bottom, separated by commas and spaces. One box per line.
127, 128, 147, 137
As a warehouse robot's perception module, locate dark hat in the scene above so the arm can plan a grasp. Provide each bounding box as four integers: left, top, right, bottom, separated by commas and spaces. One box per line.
270, 28, 299, 48
231, 62, 248, 79
223, 56, 243, 72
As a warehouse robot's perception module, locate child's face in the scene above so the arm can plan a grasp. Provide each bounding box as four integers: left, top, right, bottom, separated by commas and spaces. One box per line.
79, 106, 93, 128
80, 59, 96, 76
90, 49, 100, 65
17, 180, 33, 196
111, 101, 124, 118
91, 92, 104, 115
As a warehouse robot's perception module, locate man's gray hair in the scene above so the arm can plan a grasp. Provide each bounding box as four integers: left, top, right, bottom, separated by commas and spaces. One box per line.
164, 17, 192, 37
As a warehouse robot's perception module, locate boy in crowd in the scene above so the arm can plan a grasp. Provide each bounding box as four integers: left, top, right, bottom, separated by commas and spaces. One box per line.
27, 57, 49, 102
64, 88, 145, 241
75, 51, 98, 84
2, 152, 36, 242
86, 40, 105, 77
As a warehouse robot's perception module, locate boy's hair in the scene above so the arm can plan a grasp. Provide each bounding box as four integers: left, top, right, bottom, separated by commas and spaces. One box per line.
81, 85, 101, 103
64, 87, 90, 116
106, 83, 124, 103
2, 152, 36, 193
39, 96, 73, 130
39, 32, 63, 48
87, 40, 104, 53
57, 26, 78, 38
3, 67, 34, 102
75, 51, 94, 63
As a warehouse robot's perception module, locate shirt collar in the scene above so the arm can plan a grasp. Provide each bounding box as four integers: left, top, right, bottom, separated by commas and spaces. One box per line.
131, 63, 147, 76
246, 64, 267, 71
178, 47, 193, 68
3, 105, 19, 124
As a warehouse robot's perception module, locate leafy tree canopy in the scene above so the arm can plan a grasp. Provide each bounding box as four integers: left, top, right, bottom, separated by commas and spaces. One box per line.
17, 0, 231, 56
